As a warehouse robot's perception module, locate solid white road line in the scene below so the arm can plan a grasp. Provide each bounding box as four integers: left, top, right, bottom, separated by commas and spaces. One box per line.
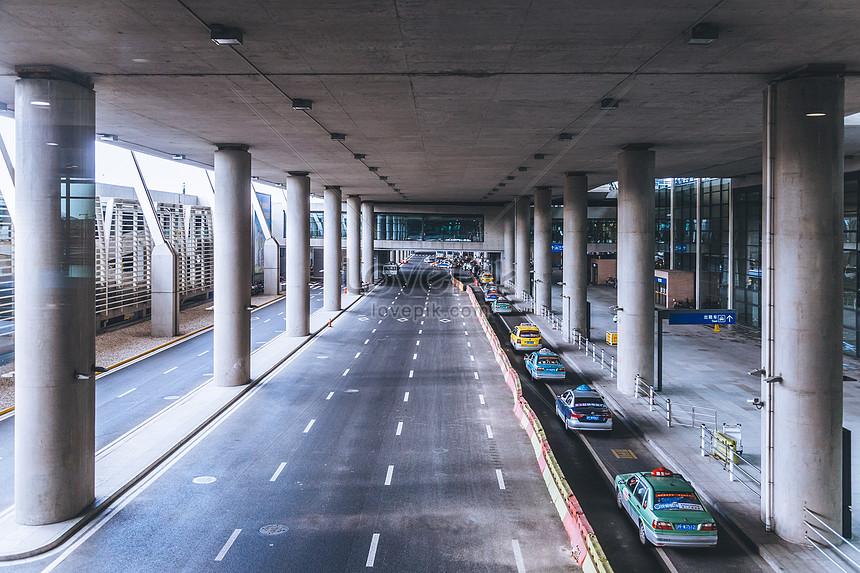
197, 350, 209, 357
366, 533, 380, 567
163, 366, 178, 375
511, 539, 526, 573
326, 392, 334, 400
343, 368, 350, 377
409, 370, 414, 378
496, 469, 506, 490
479, 394, 485, 405
384, 465, 394, 486
486, 425, 494, 439
403, 392, 409, 402
270, 462, 287, 482
396, 422, 403, 436
214, 529, 242, 561
117, 387, 137, 398
303, 419, 316, 433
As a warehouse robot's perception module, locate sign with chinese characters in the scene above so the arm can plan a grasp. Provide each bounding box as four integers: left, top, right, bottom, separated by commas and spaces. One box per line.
668, 311, 735, 325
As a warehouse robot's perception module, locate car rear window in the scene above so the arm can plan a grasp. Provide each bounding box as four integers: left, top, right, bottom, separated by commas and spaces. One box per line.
520, 329, 539, 336
653, 492, 703, 512
574, 398, 604, 407
537, 358, 559, 365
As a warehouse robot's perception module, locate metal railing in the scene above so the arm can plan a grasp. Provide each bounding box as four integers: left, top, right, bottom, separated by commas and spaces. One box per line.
699, 425, 761, 496
632, 375, 718, 430
571, 330, 616, 377
804, 507, 860, 572
538, 304, 562, 331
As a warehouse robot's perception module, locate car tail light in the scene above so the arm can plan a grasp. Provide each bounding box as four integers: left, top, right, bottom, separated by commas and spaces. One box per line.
570, 412, 585, 419
559, 367, 565, 372
536, 367, 544, 371
606, 411, 613, 418
700, 522, 717, 531
653, 520, 673, 531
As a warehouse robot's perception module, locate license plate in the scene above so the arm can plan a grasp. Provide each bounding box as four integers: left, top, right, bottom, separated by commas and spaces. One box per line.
586, 416, 601, 421
675, 524, 697, 530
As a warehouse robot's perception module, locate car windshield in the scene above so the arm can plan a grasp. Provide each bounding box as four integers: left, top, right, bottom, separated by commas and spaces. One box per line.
537, 358, 559, 365
653, 492, 704, 512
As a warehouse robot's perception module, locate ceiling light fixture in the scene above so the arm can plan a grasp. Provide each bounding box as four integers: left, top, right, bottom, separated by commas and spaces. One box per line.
379, 175, 388, 180
30, 100, 51, 107
353, 154, 366, 160
171, 154, 185, 160
499, 183, 506, 187
600, 98, 619, 110
210, 24, 244, 45
689, 23, 719, 45
507, 176, 515, 180
330, 133, 346, 140
534, 154, 545, 160
518, 167, 528, 172
291, 98, 313, 110
558, 133, 573, 141
806, 112, 827, 117
98, 133, 118, 142
368, 166, 379, 172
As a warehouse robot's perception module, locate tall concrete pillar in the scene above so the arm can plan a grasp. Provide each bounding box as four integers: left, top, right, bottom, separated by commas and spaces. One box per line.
324, 186, 342, 310
533, 188, 552, 314
151, 242, 180, 336
564, 173, 589, 341
763, 73, 844, 543
346, 195, 361, 295
285, 172, 310, 336
213, 145, 251, 387
503, 204, 515, 284
616, 145, 655, 395
361, 201, 375, 284
514, 196, 531, 299
14, 68, 96, 524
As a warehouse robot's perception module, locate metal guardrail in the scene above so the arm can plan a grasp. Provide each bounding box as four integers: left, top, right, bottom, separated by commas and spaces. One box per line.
633, 375, 717, 430
804, 507, 860, 572
571, 330, 616, 377
699, 424, 761, 497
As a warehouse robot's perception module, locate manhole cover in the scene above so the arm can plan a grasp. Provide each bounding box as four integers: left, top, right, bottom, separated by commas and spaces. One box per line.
259, 524, 289, 535
345, 389, 359, 393
164, 395, 180, 400
192, 476, 216, 484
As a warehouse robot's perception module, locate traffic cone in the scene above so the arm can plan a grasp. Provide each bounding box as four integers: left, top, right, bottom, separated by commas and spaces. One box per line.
714, 324, 720, 333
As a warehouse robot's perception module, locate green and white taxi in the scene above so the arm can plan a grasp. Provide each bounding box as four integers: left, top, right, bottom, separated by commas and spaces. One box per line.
614, 467, 718, 548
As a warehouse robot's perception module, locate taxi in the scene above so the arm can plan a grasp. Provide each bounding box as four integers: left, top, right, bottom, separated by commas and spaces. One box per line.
614, 467, 718, 548
438, 260, 452, 269
492, 298, 512, 314
525, 348, 566, 380
479, 272, 494, 284
555, 385, 613, 431
510, 323, 542, 351
484, 287, 500, 303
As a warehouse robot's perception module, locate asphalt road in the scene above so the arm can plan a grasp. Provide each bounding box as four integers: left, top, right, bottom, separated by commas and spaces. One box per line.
474, 278, 770, 573
5, 262, 575, 572
0, 289, 325, 512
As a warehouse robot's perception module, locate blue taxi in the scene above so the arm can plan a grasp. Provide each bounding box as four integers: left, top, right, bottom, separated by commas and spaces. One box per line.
555, 385, 613, 431
525, 348, 566, 380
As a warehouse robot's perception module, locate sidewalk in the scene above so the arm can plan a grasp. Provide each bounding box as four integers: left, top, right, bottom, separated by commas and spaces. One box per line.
506, 272, 860, 572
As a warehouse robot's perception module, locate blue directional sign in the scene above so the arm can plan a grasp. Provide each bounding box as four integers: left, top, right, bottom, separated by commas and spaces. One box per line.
551, 243, 563, 252
668, 310, 735, 325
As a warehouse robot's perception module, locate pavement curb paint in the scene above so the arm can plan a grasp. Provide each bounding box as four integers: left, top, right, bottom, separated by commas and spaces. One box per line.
454, 275, 613, 573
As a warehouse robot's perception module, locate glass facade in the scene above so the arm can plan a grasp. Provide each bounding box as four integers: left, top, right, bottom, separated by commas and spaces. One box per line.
310, 211, 347, 239
374, 214, 483, 242
655, 181, 671, 268
844, 172, 859, 355
550, 219, 617, 244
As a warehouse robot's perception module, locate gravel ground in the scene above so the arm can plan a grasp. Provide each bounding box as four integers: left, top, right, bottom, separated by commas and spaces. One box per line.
0, 295, 280, 412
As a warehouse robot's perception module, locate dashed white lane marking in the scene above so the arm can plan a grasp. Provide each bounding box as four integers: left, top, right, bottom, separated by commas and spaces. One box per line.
415, 340, 420, 346
462, 321, 466, 326
163, 366, 178, 375
264, 319, 270, 323
355, 352, 361, 358
467, 342, 471, 347
511, 539, 526, 573
473, 372, 479, 379
486, 425, 494, 439
342, 368, 350, 377
412, 353, 417, 360
326, 392, 334, 400
418, 329, 422, 334
384, 465, 394, 486
303, 419, 316, 433
479, 394, 485, 405
366, 533, 380, 567
371, 328, 377, 333
378, 319, 382, 324
364, 339, 370, 345
409, 370, 414, 378
270, 462, 287, 482
396, 421, 403, 436
197, 350, 209, 357
420, 320, 424, 325
278, 312, 284, 316
470, 355, 475, 361
214, 529, 242, 561
496, 469, 506, 490
464, 330, 469, 336
117, 387, 137, 398
403, 392, 409, 402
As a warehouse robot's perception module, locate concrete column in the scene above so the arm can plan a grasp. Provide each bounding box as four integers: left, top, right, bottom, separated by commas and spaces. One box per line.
514, 196, 531, 299
763, 74, 844, 543
616, 145, 655, 395
14, 69, 96, 524
361, 201, 374, 284
324, 186, 342, 310
213, 145, 251, 387
533, 187, 552, 314
285, 172, 310, 336
564, 173, 589, 341
346, 195, 361, 295
151, 242, 179, 336
263, 237, 281, 295
503, 204, 515, 284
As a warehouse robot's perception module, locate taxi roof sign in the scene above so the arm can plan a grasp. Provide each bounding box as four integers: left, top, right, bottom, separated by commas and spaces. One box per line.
651, 467, 674, 477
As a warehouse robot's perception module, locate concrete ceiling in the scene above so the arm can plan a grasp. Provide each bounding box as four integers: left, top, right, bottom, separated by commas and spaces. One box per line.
1, 0, 859, 202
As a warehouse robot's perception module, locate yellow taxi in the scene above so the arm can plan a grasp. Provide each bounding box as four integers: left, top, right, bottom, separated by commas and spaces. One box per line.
510, 323, 542, 351
480, 272, 494, 284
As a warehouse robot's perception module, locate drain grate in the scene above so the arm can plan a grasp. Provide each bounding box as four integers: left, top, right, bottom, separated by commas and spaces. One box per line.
259, 524, 289, 535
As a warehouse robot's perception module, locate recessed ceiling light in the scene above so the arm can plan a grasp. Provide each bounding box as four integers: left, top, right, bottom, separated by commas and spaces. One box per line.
689, 23, 719, 45
534, 154, 545, 160
291, 99, 312, 110
507, 176, 515, 180
368, 166, 379, 172
171, 154, 186, 160
558, 133, 573, 141
98, 133, 118, 141
518, 167, 528, 172
132, 58, 150, 63
499, 183, 506, 187
806, 112, 827, 117
353, 154, 366, 160
600, 98, 619, 110
330, 133, 346, 140
210, 24, 243, 45
379, 175, 388, 180
30, 100, 51, 107
46, 142, 58, 146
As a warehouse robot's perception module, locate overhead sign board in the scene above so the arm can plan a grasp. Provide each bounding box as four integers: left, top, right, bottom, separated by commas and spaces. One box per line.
668, 310, 735, 325
551, 243, 563, 252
